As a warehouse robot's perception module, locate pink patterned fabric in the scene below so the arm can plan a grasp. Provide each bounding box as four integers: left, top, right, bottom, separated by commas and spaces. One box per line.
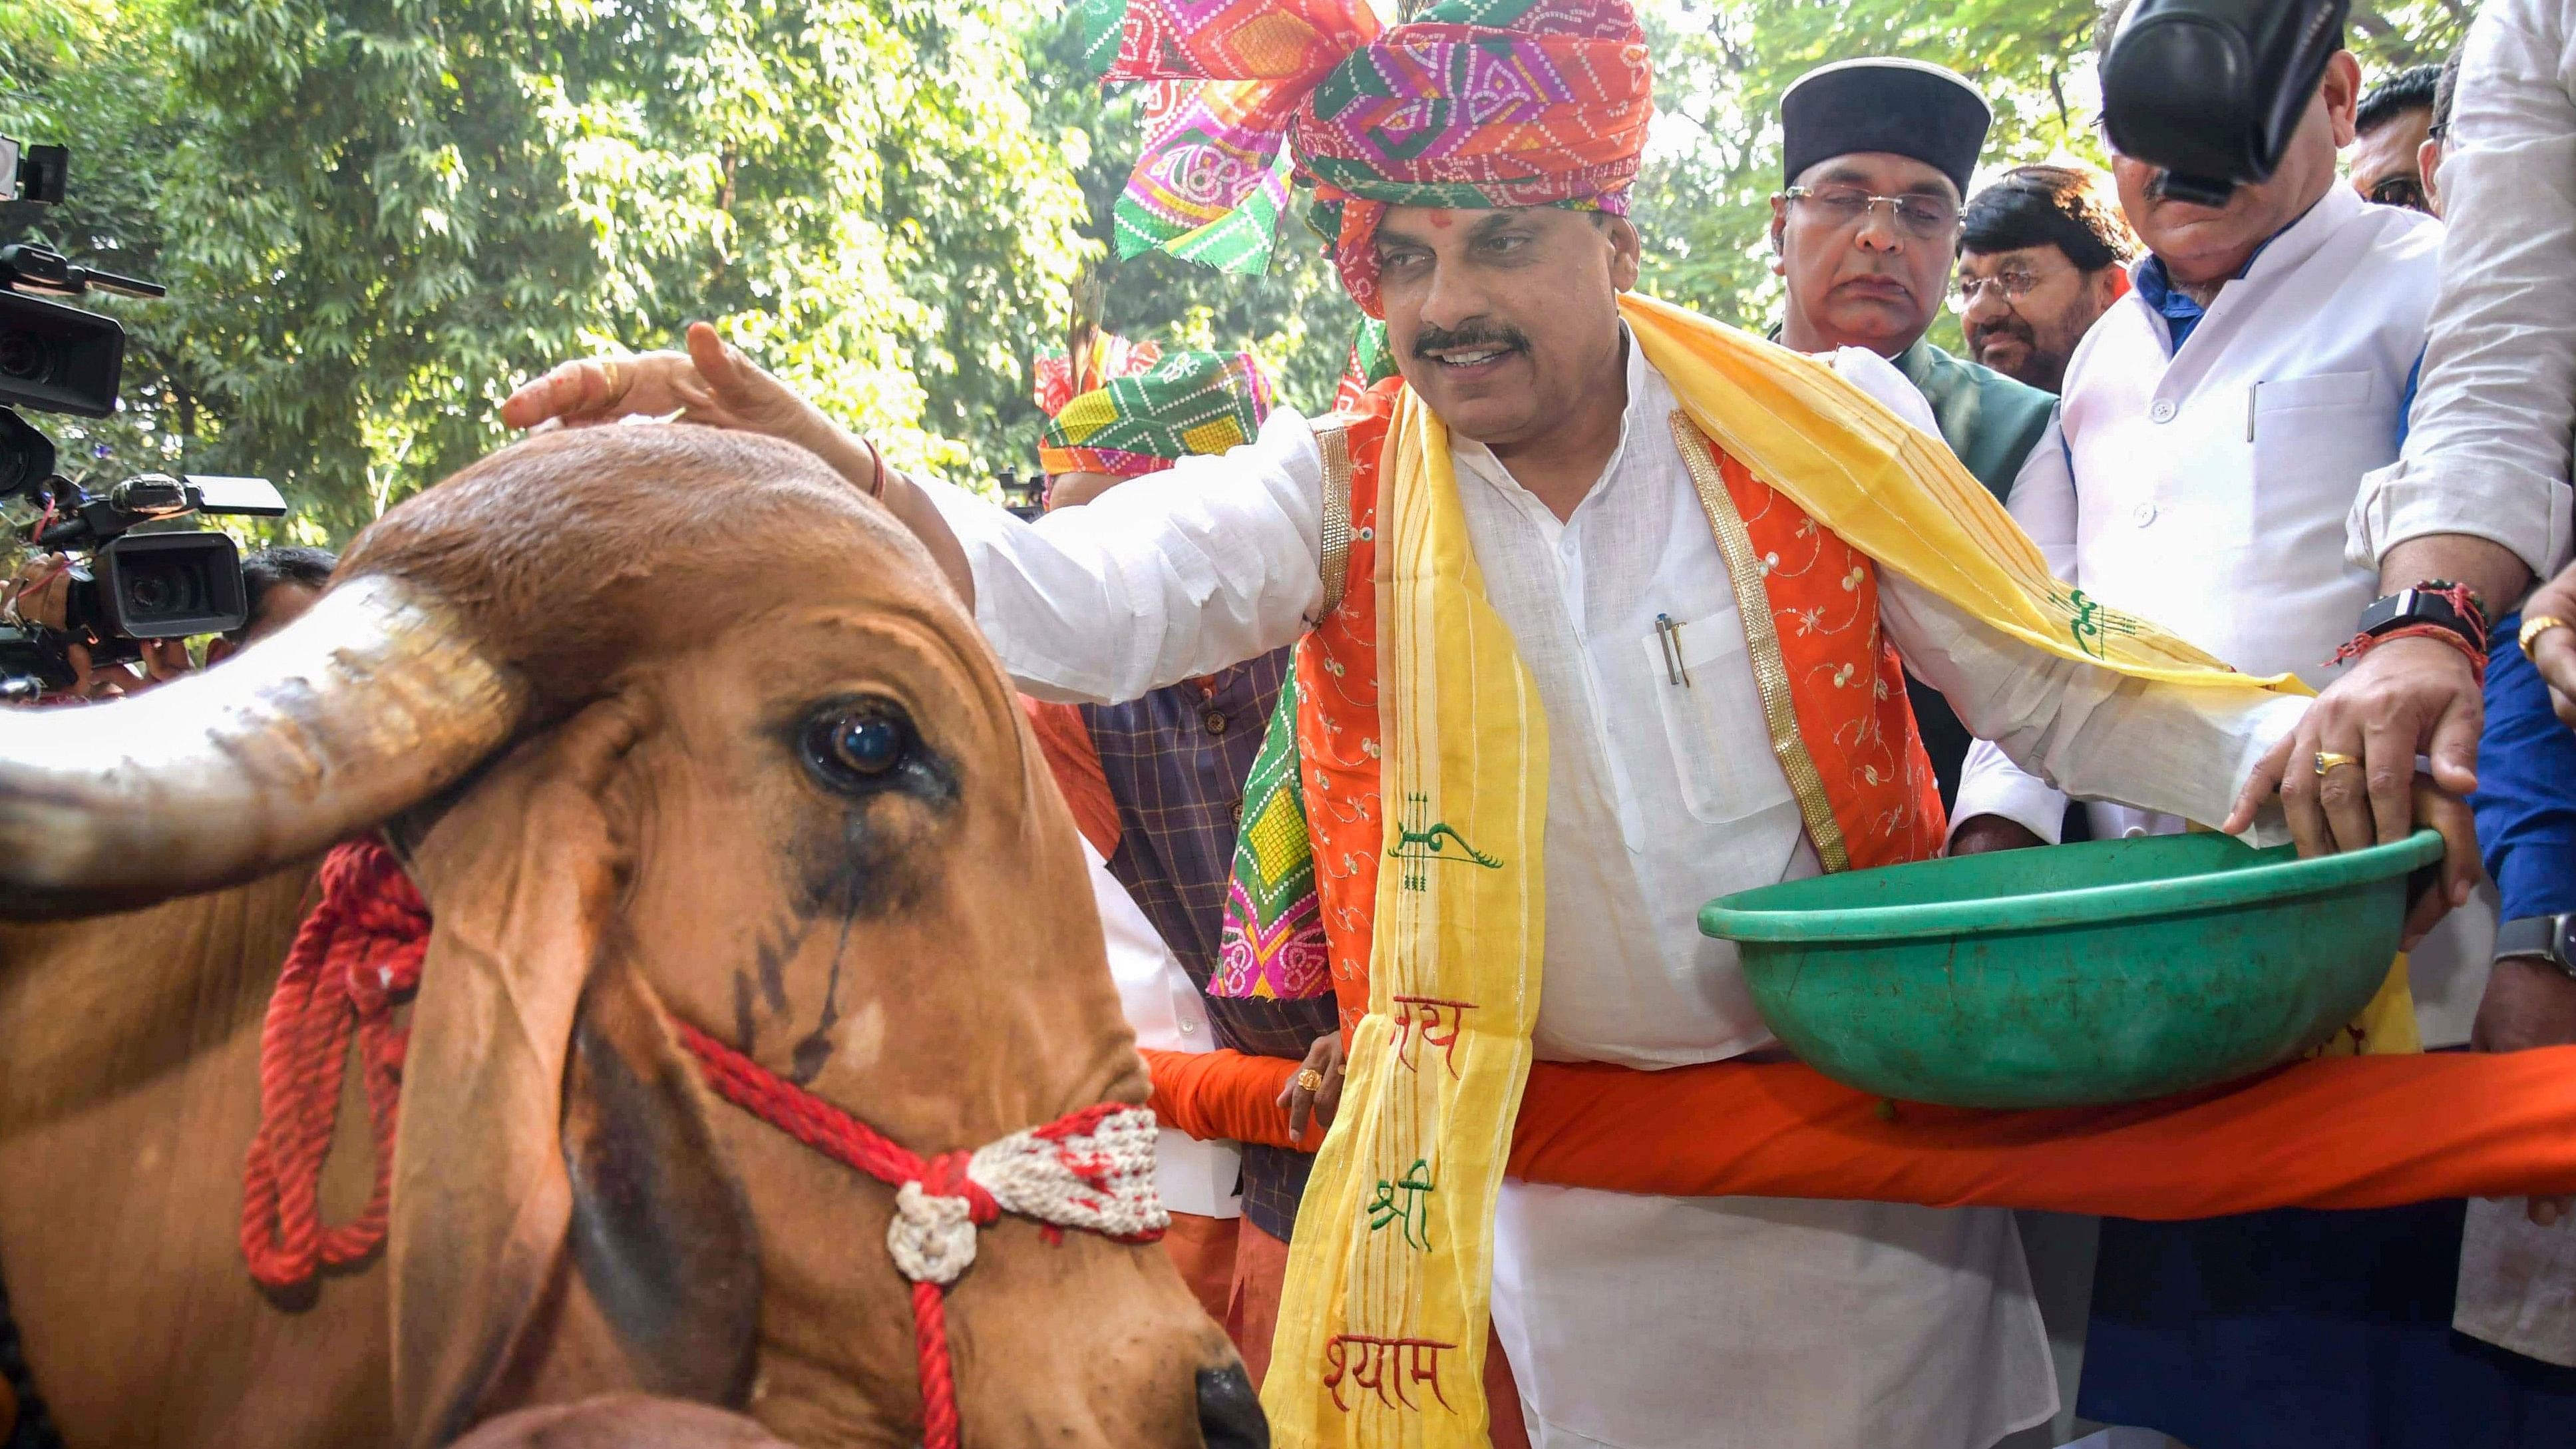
1089, 0, 1653, 315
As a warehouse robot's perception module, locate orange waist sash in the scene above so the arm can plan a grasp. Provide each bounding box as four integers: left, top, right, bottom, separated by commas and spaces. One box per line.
1143, 1045, 2576, 1216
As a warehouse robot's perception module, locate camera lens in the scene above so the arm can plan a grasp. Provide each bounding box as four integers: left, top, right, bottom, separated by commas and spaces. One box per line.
121, 559, 206, 621
126, 572, 176, 613
0, 334, 43, 381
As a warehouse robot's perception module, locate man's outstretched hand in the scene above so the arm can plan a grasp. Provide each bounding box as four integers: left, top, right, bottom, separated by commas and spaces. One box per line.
500, 321, 816, 443
2223, 634, 2483, 947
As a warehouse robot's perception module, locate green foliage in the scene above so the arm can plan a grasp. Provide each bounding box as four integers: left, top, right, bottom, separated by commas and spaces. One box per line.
3, 0, 1090, 537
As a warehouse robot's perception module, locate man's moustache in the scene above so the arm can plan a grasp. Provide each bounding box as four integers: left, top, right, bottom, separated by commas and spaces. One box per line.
2143, 170, 2233, 206
1970, 319, 2034, 351
1413, 323, 1531, 357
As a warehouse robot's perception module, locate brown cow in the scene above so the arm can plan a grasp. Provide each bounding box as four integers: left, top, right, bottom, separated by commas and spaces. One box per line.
0, 427, 1261, 1448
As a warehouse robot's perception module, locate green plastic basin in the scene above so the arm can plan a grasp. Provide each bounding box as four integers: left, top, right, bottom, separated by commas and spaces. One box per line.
1697, 829, 2443, 1109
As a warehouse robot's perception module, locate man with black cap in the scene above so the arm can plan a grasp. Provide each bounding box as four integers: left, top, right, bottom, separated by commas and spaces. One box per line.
1773, 57, 2058, 503
1771, 57, 2070, 819
1957, 164, 2139, 395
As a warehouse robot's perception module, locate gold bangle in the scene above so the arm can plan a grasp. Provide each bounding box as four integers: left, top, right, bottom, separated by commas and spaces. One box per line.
1294, 1068, 1325, 1094
2520, 614, 2571, 654
2314, 750, 2362, 775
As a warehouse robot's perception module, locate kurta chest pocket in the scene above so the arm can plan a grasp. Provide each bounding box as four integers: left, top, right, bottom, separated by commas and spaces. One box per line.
1640, 609, 1792, 825
2250, 369, 2386, 542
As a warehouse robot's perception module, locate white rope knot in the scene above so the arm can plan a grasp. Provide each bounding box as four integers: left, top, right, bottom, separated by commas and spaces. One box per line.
880, 1106, 1169, 1288
887, 1183, 981, 1285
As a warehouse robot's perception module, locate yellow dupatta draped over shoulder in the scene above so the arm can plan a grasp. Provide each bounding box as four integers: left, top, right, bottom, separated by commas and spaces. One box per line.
1260, 294, 2317, 1448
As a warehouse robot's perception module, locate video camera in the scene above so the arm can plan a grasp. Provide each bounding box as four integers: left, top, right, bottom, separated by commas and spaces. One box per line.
2101, 0, 2353, 208
0, 137, 287, 698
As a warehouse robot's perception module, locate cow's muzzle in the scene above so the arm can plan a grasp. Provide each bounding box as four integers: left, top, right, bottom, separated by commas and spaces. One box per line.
1196, 1364, 1268, 1449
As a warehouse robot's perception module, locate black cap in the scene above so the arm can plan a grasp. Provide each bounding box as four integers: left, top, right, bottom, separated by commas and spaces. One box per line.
1781, 58, 1992, 196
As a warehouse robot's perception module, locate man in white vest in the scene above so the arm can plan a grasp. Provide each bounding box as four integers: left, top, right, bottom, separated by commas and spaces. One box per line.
1947, 7, 2561, 1442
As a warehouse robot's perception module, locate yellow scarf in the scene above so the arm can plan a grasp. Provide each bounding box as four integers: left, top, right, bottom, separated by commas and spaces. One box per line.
1261, 294, 2316, 1447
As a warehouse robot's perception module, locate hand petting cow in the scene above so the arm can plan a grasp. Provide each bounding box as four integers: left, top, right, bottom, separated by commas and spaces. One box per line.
0, 427, 1264, 1449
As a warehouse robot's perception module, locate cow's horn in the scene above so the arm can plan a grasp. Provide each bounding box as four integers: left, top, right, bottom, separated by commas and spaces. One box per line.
0, 573, 527, 919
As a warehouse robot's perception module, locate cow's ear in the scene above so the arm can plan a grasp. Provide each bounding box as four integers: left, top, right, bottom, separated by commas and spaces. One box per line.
385, 700, 760, 1449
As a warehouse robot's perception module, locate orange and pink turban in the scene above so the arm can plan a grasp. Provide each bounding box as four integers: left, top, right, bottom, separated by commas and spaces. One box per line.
1083, 0, 1654, 317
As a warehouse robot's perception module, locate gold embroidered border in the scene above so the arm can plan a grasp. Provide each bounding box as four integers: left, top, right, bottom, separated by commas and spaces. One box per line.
1669, 411, 1851, 873
1315, 419, 1354, 619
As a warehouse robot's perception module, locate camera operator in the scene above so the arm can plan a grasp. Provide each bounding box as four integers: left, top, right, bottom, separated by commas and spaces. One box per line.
2, 541, 334, 699
2, 550, 185, 698
204, 544, 337, 662
0, 138, 290, 704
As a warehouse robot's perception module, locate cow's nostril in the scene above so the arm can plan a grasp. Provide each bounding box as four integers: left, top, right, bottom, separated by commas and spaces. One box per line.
1196, 1362, 1269, 1449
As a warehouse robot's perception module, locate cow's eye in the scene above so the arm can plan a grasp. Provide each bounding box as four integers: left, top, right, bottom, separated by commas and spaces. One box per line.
802, 701, 916, 792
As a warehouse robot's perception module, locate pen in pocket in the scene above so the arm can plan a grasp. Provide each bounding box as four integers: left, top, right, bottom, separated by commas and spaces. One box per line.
1655, 612, 1690, 688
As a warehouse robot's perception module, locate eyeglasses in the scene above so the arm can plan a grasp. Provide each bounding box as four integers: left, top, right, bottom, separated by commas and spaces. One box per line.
2366, 175, 2431, 212
1953, 268, 2061, 308
1785, 185, 1960, 240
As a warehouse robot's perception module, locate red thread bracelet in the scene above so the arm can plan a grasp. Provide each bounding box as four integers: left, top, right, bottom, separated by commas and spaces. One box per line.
2328, 622, 2489, 686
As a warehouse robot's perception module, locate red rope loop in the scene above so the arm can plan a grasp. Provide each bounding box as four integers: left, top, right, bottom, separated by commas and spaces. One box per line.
239, 839, 429, 1291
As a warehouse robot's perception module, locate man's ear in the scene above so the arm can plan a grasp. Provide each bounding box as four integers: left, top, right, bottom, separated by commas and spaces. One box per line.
385, 700, 760, 1448
2323, 49, 2365, 148
1767, 195, 1790, 275
1605, 214, 1643, 292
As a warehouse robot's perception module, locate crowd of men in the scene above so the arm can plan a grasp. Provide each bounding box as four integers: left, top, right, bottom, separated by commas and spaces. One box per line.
937, 5, 2576, 1445
23, 0, 2576, 1444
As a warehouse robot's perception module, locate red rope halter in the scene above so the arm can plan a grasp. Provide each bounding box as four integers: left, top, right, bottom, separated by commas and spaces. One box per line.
677, 1024, 1165, 1449
242, 840, 1167, 1449
240, 841, 428, 1289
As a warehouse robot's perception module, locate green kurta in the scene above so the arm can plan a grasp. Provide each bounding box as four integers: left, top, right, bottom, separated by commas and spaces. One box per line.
1891, 336, 2058, 504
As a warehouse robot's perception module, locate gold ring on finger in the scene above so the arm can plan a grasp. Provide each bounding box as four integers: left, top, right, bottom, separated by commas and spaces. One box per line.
2521, 614, 2573, 654
2313, 750, 2361, 775
1295, 1068, 1325, 1094
598, 357, 627, 399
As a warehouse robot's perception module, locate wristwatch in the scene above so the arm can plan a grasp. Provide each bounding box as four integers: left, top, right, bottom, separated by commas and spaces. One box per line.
2359, 581, 2489, 652
2497, 913, 2576, 979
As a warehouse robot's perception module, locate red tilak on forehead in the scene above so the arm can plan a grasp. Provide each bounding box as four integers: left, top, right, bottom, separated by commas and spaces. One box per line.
1427, 210, 1457, 230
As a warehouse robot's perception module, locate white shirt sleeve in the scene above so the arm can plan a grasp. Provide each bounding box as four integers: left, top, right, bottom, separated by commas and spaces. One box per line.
2346, 0, 2576, 578
1827, 345, 1940, 435
1950, 411, 2080, 843
924, 406, 1330, 704
1885, 583, 2303, 846
2002, 409, 2076, 576
1829, 343, 2299, 844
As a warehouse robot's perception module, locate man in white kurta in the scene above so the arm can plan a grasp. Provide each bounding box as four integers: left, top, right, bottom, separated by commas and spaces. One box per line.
1948, 174, 2491, 1036
496, 5, 2380, 1440
912, 331, 2302, 1448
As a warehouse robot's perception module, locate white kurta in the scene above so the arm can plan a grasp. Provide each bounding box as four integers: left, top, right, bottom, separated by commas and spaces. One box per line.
1950, 184, 2492, 1046
1085, 837, 1244, 1219
2347, 0, 2576, 578
926, 335, 2303, 1449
